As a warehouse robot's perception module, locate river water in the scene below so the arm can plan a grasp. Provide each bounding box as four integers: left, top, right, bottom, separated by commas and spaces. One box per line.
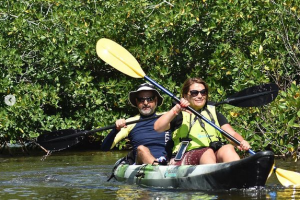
1, 150, 300, 200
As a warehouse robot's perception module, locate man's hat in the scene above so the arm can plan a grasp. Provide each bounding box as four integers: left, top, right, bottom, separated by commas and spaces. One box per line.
129, 83, 163, 107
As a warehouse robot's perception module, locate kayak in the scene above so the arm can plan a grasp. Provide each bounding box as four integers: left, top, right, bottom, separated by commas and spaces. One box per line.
111, 151, 274, 190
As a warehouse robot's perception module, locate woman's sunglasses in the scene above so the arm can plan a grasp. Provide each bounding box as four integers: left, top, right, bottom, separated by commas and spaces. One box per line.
189, 89, 207, 97
136, 96, 155, 103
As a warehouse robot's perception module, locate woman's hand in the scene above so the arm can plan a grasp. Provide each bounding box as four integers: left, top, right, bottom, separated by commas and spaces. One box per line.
237, 140, 251, 151
172, 98, 191, 115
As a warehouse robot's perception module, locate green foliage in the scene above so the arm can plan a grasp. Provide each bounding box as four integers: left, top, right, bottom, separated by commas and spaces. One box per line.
1, 0, 299, 157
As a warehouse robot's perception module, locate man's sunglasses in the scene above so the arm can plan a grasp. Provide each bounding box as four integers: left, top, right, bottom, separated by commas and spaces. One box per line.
136, 96, 155, 103
189, 89, 207, 97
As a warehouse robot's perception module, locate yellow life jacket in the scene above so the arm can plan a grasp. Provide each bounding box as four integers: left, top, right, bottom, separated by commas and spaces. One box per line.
172, 105, 224, 153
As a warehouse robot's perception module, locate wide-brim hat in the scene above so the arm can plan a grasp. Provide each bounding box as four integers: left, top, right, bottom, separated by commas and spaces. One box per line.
129, 83, 163, 107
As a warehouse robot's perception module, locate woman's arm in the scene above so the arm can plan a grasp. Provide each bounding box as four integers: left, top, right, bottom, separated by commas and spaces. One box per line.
154, 98, 189, 132
220, 123, 251, 151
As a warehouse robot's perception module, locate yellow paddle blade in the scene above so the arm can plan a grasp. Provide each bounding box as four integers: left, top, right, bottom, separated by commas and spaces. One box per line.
96, 38, 145, 78
267, 163, 275, 180
275, 168, 300, 187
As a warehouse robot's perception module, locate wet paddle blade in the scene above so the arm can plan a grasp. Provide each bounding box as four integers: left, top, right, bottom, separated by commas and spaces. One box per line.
215, 83, 279, 107
267, 164, 275, 180
37, 129, 85, 151
96, 38, 145, 78
275, 168, 300, 187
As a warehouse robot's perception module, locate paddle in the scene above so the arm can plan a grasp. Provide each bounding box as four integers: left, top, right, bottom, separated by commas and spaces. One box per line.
96, 38, 256, 152
37, 115, 160, 151
36, 83, 276, 152
96, 38, 300, 187
275, 167, 300, 187
214, 83, 279, 107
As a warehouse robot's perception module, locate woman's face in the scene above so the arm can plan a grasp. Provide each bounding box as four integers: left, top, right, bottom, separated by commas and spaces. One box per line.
184, 83, 207, 110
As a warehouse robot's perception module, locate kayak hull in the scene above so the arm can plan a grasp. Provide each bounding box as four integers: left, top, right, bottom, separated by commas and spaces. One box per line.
113, 151, 274, 190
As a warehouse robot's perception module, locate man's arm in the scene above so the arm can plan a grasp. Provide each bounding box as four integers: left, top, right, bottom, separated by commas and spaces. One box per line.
101, 116, 139, 151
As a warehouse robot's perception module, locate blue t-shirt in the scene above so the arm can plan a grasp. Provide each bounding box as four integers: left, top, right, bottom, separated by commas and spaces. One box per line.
128, 115, 170, 158
101, 113, 171, 159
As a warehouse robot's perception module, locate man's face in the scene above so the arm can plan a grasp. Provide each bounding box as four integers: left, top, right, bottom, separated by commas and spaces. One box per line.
135, 91, 157, 116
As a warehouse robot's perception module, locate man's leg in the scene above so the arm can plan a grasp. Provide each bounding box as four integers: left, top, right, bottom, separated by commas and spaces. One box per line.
136, 145, 156, 164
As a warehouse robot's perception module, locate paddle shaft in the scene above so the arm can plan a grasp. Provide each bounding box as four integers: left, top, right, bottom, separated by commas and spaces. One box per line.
215, 90, 278, 106
43, 115, 161, 143
38, 83, 275, 150
144, 75, 256, 155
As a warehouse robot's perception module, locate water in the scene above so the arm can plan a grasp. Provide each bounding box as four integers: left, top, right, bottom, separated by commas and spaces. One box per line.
0, 150, 300, 200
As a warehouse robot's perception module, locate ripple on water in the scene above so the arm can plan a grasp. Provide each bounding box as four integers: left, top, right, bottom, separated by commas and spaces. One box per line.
1, 151, 300, 199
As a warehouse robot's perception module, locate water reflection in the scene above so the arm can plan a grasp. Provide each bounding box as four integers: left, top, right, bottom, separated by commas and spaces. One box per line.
0, 150, 300, 200
270, 187, 300, 200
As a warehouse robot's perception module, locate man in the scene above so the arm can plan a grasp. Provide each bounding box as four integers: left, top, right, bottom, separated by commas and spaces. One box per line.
101, 83, 170, 165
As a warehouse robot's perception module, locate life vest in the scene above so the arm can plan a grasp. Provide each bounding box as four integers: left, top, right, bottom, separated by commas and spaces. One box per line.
172, 105, 224, 153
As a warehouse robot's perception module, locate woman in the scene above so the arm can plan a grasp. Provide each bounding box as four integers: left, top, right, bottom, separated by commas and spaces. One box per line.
154, 78, 250, 165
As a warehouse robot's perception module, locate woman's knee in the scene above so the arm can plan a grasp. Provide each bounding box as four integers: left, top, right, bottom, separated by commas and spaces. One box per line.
220, 144, 235, 151
217, 144, 240, 162
200, 149, 216, 164
217, 144, 236, 156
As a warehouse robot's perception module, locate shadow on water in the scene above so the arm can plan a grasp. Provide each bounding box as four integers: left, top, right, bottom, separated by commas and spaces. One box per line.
1, 150, 300, 200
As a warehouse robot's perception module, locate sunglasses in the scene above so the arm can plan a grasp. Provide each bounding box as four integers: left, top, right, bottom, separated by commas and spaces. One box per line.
136, 96, 155, 103
189, 89, 207, 97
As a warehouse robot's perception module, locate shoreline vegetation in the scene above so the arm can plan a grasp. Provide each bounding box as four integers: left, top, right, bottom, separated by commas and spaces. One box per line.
1, 0, 299, 159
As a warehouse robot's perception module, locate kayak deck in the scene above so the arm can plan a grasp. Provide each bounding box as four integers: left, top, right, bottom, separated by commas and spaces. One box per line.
112, 151, 274, 190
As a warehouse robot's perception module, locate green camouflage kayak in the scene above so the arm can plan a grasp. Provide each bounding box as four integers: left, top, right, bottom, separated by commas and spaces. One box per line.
111, 151, 274, 190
